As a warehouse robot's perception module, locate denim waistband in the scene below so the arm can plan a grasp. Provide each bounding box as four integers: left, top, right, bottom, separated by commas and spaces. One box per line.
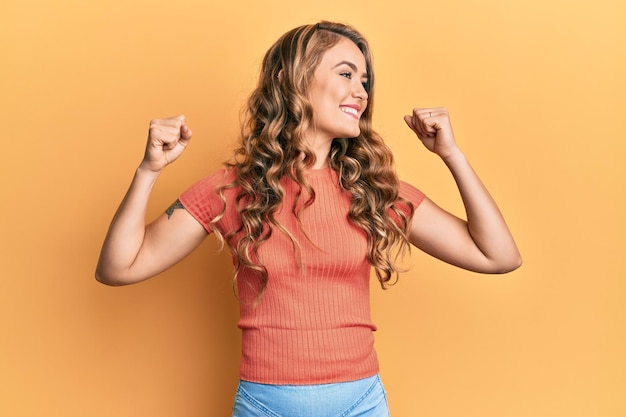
231, 374, 390, 417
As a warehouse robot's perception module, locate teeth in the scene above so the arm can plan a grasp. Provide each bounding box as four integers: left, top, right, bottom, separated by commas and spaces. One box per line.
340, 106, 358, 116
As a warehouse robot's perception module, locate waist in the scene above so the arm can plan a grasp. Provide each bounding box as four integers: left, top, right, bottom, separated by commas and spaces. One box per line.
239, 326, 379, 385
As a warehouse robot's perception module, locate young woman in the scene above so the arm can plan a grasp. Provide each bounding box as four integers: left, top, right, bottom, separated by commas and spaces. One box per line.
96, 21, 521, 417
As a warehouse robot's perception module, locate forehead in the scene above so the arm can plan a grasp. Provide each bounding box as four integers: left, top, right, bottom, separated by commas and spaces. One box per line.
319, 37, 367, 74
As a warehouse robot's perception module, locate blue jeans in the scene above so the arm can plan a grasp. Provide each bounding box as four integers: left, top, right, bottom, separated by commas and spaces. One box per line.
231, 374, 390, 417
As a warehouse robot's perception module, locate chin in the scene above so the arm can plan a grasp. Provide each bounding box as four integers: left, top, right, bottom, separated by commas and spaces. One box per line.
340, 128, 361, 139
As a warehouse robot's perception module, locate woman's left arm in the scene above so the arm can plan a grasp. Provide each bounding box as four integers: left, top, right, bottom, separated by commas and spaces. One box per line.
404, 108, 522, 273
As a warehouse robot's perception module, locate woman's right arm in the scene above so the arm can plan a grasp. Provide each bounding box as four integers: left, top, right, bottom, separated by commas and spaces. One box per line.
95, 116, 208, 286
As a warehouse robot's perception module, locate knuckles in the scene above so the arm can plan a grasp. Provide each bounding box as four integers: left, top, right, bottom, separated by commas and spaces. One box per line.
148, 116, 188, 142
149, 115, 186, 129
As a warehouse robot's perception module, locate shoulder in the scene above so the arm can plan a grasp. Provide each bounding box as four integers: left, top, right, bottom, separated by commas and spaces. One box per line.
398, 180, 426, 208
178, 168, 241, 232
179, 168, 237, 213
183, 168, 235, 194
387, 180, 426, 224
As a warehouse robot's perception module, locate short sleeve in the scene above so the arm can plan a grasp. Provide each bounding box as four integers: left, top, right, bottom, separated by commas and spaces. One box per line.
179, 169, 232, 234
390, 180, 425, 224
399, 180, 425, 208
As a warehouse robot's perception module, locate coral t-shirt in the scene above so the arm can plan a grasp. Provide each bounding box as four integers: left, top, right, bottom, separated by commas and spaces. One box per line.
180, 168, 424, 384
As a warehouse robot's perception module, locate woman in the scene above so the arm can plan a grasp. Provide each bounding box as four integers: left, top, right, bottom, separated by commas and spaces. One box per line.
96, 21, 521, 417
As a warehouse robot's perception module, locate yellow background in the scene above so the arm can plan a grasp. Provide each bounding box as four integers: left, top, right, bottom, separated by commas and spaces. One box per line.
1, 0, 624, 416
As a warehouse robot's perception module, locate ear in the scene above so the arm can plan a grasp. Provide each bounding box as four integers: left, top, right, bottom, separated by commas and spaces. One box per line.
277, 69, 284, 82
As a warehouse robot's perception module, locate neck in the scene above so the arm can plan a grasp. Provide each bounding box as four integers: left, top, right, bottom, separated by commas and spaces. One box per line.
311, 156, 330, 169
305, 134, 332, 169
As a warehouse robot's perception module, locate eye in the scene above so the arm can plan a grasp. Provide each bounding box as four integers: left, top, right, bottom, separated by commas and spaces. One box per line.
361, 81, 370, 92
340, 71, 353, 79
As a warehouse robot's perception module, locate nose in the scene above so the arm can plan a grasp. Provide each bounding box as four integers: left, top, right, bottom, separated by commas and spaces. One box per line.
353, 81, 368, 102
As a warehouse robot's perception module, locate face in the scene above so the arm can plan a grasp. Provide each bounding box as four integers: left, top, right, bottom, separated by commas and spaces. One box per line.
306, 37, 369, 144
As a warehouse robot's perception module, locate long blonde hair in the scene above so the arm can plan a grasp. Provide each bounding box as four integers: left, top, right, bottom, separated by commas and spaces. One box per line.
211, 21, 414, 298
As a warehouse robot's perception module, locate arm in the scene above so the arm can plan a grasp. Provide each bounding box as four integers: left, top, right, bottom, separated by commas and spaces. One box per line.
404, 108, 522, 273
95, 116, 208, 286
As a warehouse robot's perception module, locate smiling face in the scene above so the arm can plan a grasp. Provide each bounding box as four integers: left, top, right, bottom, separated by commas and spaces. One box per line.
306, 37, 370, 145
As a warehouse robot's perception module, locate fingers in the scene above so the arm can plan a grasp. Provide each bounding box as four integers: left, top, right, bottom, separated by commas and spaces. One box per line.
149, 115, 192, 147
142, 115, 192, 171
149, 115, 189, 134
404, 107, 449, 138
403, 107, 460, 157
180, 123, 192, 140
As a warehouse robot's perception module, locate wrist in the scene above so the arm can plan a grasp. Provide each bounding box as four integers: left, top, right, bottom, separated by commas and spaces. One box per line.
136, 163, 163, 179
440, 147, 466, 165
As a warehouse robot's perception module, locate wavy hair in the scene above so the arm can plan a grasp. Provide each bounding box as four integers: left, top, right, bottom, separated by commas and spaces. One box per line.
210, 21, 414, 300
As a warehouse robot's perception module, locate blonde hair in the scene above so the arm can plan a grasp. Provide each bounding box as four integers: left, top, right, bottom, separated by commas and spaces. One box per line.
211, 21, 414, 299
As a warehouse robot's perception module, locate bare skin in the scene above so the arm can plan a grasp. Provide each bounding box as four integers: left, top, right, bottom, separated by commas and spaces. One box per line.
404, 108, 521, 273
95, 116, 208, 285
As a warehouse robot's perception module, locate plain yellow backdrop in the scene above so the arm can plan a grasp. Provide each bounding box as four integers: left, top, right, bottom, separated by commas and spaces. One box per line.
1, 0, 624, 416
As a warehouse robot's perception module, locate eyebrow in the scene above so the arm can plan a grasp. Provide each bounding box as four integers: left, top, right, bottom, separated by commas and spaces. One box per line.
333, 60, 369, 80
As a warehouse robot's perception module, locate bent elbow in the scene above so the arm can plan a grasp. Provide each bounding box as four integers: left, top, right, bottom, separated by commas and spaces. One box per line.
95, 271, 121, 286
94, 267, 135, 287
512, 255, 523, 271
493, 254, 523, 274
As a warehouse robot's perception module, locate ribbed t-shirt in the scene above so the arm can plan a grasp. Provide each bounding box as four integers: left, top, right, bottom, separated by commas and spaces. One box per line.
179, 168, 425, 385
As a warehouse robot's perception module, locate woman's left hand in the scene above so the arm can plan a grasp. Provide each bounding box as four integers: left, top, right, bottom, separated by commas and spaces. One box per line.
403, 107, 522, 274
404, 107, 460, 160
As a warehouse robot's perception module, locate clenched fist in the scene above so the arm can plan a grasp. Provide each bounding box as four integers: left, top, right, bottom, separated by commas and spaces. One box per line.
140, 115, 192, 172
404, 108, 461, 160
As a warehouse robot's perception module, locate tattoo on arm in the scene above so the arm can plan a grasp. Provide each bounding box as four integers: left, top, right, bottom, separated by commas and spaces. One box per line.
165, 199, 185, 219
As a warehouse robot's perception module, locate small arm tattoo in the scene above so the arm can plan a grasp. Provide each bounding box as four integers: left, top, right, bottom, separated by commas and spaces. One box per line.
165, 199, 185, 219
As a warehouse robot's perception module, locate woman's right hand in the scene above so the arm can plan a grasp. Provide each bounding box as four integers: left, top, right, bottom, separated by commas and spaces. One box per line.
96, 114, 205, 286
140, 115, 192, 172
